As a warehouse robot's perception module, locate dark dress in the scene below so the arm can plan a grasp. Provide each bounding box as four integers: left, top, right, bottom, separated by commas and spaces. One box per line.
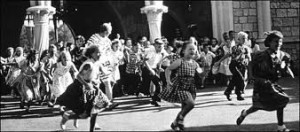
251, 49, 290, 111
56, 79, 87, 115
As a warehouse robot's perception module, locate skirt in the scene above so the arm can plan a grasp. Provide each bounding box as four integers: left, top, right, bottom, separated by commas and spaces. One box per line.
252, 79, 289, 111
159, 76, 196, 103
56, 79, 110, 116
17, 73, 41, 101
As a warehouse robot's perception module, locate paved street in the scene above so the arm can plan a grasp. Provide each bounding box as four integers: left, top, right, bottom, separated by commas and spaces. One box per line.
1, 77, 299, 131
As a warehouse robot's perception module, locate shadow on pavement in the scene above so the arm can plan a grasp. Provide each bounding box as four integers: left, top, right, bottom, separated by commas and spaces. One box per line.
163, 121, 299, 131
1, 77, 298, 120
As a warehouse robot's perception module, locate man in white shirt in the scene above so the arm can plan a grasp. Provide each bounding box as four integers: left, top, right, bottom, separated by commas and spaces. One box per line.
142, 38, 167, 106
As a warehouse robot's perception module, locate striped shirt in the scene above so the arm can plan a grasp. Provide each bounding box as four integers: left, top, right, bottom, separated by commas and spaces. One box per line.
86, 33, 112, 55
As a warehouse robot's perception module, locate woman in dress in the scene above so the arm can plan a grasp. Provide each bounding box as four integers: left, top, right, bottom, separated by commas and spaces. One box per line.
50, 51, 78, 104
236, 30, 293, 132
159, 42, 203, 131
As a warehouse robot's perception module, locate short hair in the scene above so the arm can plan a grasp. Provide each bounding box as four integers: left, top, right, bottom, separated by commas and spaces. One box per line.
229, 30, 235, 34
211, 38, 218, 44
76, 35, 85, 42
83, 45, 100, 58
111, 39, 120, 46
179, 42, 193, 57
203, 44, 210, 48
26, 49, 38, 61
264, 30, 283, 47
133, 42, 141, 47
236, 31, 248, 44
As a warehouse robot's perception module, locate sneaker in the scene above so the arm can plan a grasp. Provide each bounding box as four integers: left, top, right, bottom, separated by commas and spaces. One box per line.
236, 109, 246, 125
95, 123, 101, 130
277, 125, 294, 132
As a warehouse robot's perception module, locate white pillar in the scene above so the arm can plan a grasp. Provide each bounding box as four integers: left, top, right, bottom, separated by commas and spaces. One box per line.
26, 1, 55, 57
141, 1, 168, 43
256, 1, 272, 46
211, 1, 234, 42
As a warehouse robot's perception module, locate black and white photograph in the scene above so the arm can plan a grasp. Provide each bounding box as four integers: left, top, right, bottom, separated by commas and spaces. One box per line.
0, 0, 299, 131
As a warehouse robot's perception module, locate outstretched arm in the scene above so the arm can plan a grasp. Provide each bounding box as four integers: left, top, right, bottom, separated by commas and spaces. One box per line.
165, 59, 181, 86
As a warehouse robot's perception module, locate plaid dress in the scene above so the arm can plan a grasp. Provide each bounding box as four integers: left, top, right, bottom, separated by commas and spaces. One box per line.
159, 59, 198, 103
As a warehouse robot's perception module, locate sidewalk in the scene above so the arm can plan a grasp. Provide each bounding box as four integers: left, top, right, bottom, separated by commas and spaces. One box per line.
1, 77, 299, 131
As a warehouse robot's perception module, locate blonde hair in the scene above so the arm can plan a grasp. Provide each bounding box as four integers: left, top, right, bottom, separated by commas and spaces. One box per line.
236, 31, 248, 44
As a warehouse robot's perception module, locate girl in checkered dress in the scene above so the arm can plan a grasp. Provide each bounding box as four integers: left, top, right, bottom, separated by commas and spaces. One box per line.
159, 42, 203, 131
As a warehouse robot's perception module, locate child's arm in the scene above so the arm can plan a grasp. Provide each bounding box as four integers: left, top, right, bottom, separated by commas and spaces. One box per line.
70, 62, 79, 80
165, 59, 181, 86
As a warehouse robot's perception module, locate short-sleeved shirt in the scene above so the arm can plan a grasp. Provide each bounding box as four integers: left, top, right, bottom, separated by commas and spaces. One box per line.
145, 49, 167, 69
231, 44, 250, 66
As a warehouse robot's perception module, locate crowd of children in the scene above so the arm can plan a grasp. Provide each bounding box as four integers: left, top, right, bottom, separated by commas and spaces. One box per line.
0, 23, 295, 131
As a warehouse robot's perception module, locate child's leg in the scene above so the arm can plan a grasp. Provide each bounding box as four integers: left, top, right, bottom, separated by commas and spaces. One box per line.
172, 96, 195, 130
104, 80, 113, 101
236, 106, 258, 125
277, 107, 284, 126
90, 113, 98, 132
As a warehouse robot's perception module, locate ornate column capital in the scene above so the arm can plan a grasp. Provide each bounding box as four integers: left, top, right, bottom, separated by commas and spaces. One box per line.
26, 6, 56, 25
141, 5, 168, 15
141, 2, 168, 43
